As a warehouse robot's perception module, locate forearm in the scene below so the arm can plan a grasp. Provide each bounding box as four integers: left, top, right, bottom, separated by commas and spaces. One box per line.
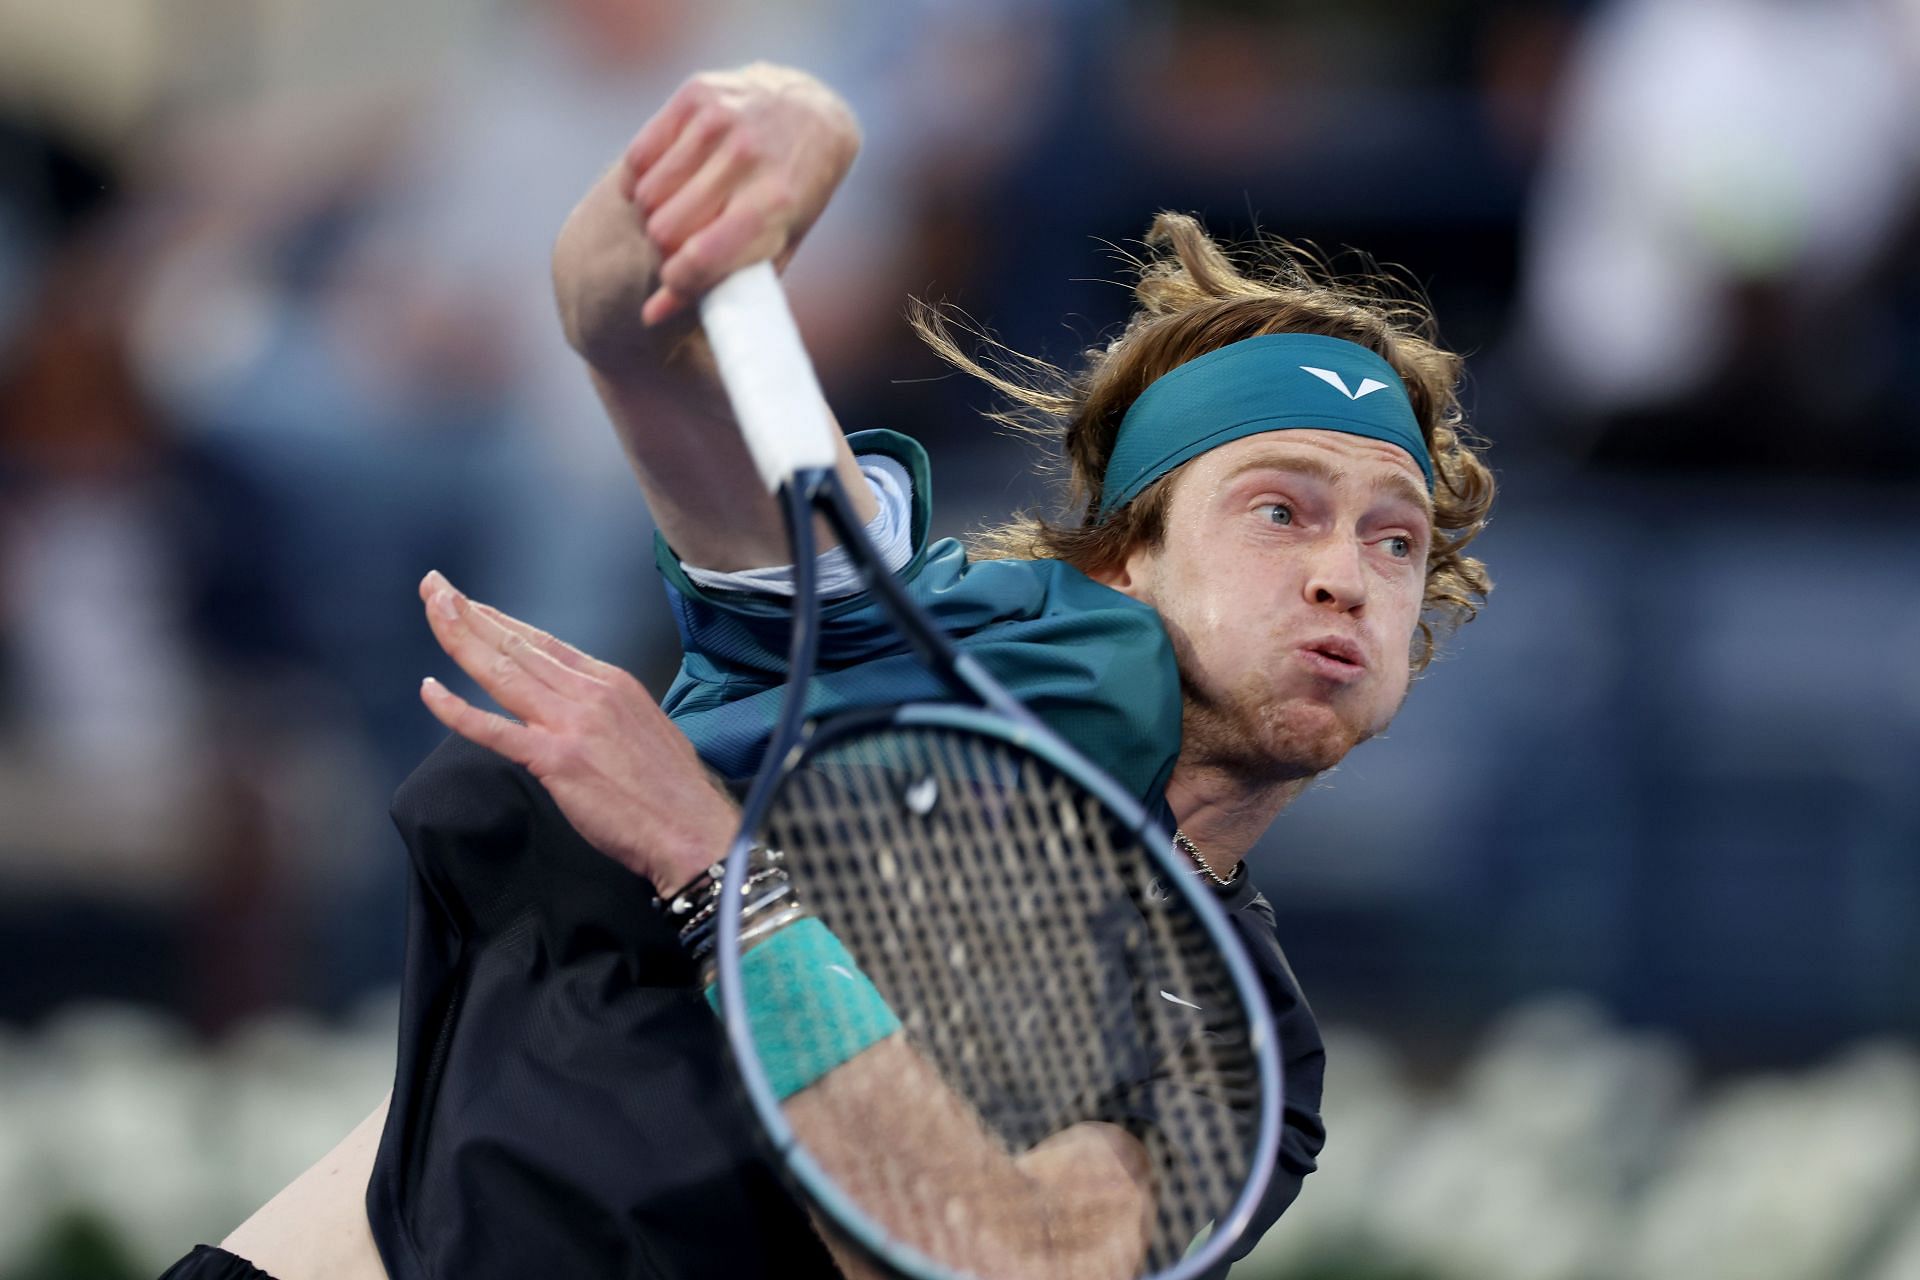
752, 978, 1154, 1280
585, 358, 876, 573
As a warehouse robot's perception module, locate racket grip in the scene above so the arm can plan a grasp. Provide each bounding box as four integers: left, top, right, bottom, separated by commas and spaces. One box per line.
699, 261, 840, 491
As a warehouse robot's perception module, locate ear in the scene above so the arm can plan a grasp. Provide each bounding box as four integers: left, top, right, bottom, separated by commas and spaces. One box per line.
1086, 545, 1154, 605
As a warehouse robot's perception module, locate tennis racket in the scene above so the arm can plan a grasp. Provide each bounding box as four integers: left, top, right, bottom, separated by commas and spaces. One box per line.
696, 262, 1282, 1280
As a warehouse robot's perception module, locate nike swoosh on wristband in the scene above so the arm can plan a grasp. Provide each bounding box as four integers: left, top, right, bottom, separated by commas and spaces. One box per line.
1159, 990, 1203, 1011
1301, 365, 1389, 401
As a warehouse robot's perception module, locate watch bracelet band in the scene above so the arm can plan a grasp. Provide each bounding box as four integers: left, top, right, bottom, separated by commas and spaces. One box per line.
655, 844, 802, 963
680, 876, 795, 963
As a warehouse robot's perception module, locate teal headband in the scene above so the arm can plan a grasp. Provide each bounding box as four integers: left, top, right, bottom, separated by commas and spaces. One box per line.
1098, 332, 1432, 516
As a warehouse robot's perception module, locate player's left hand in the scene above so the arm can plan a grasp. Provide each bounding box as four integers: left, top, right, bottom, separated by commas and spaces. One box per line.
415, 569, 732, 894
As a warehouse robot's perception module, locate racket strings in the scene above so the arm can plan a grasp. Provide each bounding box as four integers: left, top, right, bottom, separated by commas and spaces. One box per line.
753, 725, 1262, 1273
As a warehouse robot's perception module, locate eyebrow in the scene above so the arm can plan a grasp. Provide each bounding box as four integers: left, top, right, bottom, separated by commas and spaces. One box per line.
1220, 450, 1434, 525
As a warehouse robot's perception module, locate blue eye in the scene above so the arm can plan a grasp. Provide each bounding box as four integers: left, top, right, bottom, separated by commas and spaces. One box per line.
1260, 503, 1293, 527
1385, 535, 1412, 559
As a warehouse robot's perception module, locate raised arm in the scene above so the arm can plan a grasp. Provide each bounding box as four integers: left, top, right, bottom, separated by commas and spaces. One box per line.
415, 575, 1157, 1280
550, 63, 877, 571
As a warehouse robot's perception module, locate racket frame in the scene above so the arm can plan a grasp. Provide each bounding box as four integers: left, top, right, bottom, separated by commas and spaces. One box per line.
701, 266, 1283, 1280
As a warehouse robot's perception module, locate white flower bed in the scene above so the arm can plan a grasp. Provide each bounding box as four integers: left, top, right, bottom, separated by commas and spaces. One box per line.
0, 996, 397, 1272
1238, 998, 1920, 1280
1, 994, 1915, 1278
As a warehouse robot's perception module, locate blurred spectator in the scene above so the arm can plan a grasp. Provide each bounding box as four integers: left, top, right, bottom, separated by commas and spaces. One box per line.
0, 117, 119, 358
0, 228, 207, 887
1515, 0, 1920, 472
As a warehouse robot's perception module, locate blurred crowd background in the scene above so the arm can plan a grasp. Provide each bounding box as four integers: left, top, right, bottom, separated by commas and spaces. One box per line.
2, 0, 1917, 1276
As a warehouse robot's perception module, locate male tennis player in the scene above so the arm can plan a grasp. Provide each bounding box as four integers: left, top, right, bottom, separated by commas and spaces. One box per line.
161, 61, 1492, 1280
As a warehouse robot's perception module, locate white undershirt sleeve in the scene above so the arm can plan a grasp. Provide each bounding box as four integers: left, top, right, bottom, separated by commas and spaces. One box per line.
679, 454, 915, 599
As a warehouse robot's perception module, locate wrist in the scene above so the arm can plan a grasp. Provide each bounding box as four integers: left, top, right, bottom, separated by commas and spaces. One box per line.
552, 169, 693, 372
652, 825, 734, 899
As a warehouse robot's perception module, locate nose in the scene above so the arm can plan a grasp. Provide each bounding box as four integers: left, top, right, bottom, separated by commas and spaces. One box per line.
1302, 533, 1367, 613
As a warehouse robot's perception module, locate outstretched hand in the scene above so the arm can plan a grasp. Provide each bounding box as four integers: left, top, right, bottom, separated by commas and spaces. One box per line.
415, 570, 732, 894
621, 62, 860, 325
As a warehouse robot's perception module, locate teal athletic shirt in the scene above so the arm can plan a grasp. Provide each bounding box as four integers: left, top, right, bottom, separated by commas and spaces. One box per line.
654, 428, 1184, 804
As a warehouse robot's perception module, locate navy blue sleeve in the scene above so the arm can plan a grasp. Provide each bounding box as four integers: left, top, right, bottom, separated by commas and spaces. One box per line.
1215, 891, 1328, 1270
1079, 877, 1326, 1274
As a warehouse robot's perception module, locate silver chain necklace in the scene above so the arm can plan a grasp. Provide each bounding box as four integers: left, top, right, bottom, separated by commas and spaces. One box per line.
1173, 828, 1243, 888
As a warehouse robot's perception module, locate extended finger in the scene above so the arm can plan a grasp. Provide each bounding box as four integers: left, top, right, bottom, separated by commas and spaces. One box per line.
623, 88, 701, 192
467, 599, 620, 682
455, 600, 604, 693
420, 579, 584, 720
420, 571, 597, 682
639, 282, 689, 328
420, 676, 541, 764
632, 107, 729, 217
644, 138, 747, 255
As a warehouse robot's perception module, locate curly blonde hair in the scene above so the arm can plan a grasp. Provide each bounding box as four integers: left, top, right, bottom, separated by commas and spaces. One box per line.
912, 212, 1496, 669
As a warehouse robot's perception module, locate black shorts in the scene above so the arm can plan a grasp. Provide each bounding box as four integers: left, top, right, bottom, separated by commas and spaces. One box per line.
156, 1246, 278, 1280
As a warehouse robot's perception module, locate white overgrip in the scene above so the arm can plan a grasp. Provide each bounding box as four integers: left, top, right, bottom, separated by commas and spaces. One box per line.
698, 262, 841, 491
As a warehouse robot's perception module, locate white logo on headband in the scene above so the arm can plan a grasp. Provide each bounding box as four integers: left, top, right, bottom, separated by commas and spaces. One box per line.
1301, 366, 1388, 401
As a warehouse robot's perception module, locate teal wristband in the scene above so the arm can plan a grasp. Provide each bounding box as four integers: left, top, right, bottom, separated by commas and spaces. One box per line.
706, 917, 901, 1100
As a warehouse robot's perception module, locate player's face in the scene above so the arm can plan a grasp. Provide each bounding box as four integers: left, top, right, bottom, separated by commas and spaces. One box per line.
1101, 429, 1433, 782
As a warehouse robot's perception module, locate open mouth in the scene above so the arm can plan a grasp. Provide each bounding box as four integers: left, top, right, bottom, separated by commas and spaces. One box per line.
1304, 638, 1365, 668
1298, 637, 1368, 681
